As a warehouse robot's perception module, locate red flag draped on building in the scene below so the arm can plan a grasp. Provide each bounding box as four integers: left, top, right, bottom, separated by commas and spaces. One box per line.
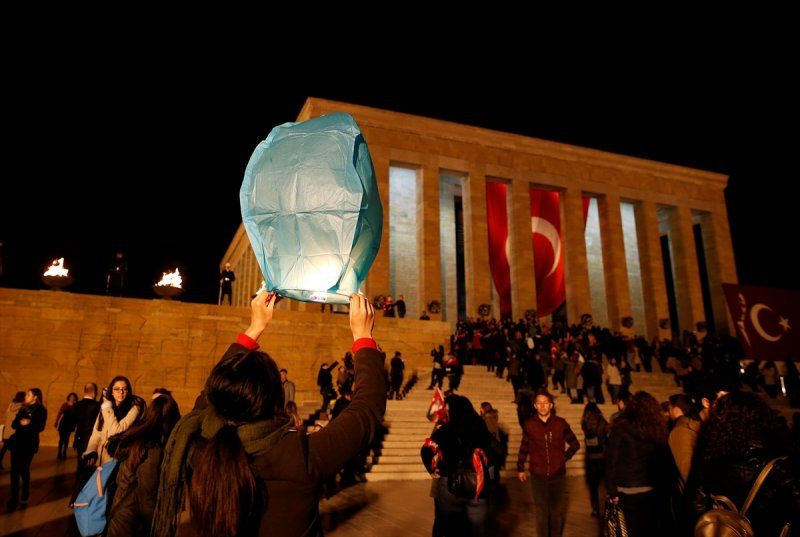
486, 182, 512, 317
529, 190, 590, 318
722, 283, 800, 361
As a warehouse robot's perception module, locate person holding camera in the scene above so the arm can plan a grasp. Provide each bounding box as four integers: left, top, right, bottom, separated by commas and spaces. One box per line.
82, 376, 144, 467
7, 388, 47, 511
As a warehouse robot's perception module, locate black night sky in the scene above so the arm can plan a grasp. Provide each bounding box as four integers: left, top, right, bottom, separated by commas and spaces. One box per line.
2, 84, 797, 303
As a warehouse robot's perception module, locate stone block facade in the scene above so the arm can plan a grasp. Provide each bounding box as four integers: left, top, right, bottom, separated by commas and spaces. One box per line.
0, 288, 450, 446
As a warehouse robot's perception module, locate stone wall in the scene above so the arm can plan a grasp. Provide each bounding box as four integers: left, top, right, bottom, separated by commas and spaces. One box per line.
0, 288, 451, 446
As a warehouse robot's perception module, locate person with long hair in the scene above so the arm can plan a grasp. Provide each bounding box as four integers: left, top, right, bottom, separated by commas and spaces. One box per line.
581, 402, 608, 518
83, 375, 145, 466
285, 401, 304, 429
7, 388, 47, 511
604, 390, 670, 536
152, 292, 386, 537
105, 389, 181, 536
421, 394, 500, 536
687, 391, 800, 535
54, 392, 78, 460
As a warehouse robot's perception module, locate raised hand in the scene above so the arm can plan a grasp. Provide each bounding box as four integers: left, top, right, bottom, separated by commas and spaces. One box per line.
349, 294, 375, 341
244, 290, 276, 342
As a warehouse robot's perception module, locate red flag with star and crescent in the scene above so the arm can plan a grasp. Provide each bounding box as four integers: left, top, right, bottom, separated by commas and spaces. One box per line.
529, 190, 590, 318
722, 283, 800, 361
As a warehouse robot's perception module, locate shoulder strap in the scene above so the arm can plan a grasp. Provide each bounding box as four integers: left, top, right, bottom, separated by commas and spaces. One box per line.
740, 456, 787, 516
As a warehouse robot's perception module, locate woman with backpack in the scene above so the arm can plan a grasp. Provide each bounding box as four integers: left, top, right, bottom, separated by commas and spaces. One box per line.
151, 292, 386, 537
421, 394, 499, 537
687, 391, 800, 535
105, 389, 181, 536
581, 402, 608, 518
83, 375, 145, 467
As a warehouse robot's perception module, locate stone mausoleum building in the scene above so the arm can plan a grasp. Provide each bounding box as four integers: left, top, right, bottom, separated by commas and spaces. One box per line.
224, 98, 737, 339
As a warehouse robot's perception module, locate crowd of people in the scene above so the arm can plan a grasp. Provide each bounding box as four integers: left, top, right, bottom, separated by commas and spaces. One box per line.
416, 314, 800, 536
2, 298, 800, 536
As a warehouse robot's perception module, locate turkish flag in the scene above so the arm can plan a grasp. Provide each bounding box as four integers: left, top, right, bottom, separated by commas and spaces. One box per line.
722, 283, 800, 360
486, 182, 512, 317
530, 190, 590, 317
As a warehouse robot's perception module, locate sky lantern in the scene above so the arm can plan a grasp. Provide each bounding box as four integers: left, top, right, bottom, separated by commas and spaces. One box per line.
240, 113, 382, 304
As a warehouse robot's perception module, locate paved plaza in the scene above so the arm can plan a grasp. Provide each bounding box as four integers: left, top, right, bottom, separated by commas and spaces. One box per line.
0, 447, 601, 536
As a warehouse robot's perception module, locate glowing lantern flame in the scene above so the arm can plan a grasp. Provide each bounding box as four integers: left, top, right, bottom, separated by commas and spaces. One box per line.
43, 258, 69, 277
156, 268, 182, 288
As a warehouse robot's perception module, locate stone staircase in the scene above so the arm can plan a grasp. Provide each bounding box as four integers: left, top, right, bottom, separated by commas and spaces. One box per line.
368, 364, 682, 481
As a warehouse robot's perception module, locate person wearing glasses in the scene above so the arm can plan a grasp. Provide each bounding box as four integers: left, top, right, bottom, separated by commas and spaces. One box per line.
83, 376, 145, 467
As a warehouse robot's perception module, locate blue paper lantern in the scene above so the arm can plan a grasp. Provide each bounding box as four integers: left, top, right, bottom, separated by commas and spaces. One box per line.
240, 113, 383, 304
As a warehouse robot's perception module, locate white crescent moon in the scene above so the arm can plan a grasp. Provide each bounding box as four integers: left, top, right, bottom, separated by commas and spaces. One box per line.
531, 216, 562, 279
750, 304, 782, 342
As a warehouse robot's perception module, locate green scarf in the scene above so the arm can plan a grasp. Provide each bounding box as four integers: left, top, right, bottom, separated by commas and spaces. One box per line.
151, 407, 290, 537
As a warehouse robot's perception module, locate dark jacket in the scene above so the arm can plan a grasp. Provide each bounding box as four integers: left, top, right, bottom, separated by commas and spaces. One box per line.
395, 299, 406, 318
316, 361, 338, 390
581, 415, 608, 460
73, 397, 101, 453
190, 344, 385, 537
107, 444, 164, 537
517, 415, 580, 478
11, 403, 47, 453
688, 450, 800, 535
604, 418, 669, 496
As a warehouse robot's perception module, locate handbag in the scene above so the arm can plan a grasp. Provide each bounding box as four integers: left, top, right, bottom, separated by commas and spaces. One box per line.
603, 498, 629, 537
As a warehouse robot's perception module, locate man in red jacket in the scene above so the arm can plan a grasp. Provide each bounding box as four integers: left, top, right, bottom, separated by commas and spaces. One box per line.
517, 389, 580, 537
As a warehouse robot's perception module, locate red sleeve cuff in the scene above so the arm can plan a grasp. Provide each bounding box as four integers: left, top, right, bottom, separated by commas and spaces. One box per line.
352, 338, 378, 353
236, 333, 260, 350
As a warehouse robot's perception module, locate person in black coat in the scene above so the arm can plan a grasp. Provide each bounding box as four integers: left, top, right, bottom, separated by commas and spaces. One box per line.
218, 262, 236, 306
687, 391, 800, 535
395, 295, 406, 318
605, 391, 670, 536
70, 383, 100, 504
7, 388, 47, 511
317, 360, 339, 413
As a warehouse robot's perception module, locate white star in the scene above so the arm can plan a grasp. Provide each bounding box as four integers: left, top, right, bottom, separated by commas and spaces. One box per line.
779, 317, 791, 331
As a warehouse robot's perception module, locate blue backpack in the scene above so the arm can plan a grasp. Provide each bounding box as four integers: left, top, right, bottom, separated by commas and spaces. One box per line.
73, 459, 119, 536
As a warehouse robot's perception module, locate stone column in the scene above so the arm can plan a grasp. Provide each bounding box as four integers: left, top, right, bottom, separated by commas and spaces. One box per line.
635, 201, 671, 339
698, 205, 738, 334
418, 165, 443, 320
668, 205, 706, 333
598, 193, 632, 332
463, 167, 491, 318
366, 153, 391, 301
509, 177, 537, 320
561, 187, 592, 324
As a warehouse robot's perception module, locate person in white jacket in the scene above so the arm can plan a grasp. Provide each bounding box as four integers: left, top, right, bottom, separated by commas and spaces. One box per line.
83, 376, 144, 466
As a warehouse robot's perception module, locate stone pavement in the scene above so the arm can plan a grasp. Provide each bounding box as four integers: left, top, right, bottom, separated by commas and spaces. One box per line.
0, 447, 601, 536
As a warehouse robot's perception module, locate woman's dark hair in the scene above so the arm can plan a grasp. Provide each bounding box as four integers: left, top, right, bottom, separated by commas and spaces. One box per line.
108, 394, 181, 472
12, 391, 25, 403
618, 391, 667, 444
668, 393, 694, 417
189, 349, 283, 537
581, 402, 605, 428
98, 375, 144, 431
445, 394, 489, 451
28, 388, 43, 404
698, 391, 790, 460
66, 392, 78, 403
